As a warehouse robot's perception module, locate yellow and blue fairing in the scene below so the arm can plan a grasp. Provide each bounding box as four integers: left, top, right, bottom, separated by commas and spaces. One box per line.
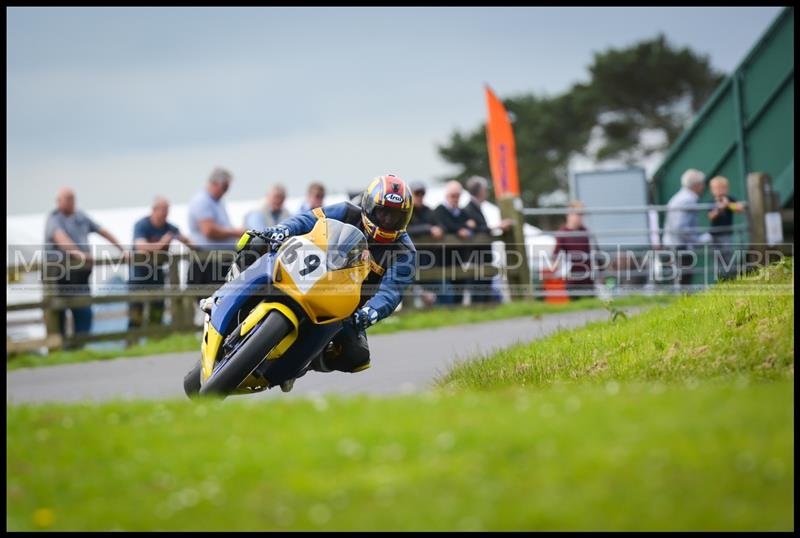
200, 218, 372, 385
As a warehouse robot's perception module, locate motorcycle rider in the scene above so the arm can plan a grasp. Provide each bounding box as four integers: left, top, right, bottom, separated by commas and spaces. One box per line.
239, 174, 417, 390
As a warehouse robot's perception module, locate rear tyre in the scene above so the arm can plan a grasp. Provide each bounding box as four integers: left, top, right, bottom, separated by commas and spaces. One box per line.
198, 310, 293, 398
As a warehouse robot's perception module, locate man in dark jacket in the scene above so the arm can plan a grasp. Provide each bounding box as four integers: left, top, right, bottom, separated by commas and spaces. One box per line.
462, 176, 515, 303
434, 181, 475, 305
406, 180, 444, 306
407, 181, 445, 239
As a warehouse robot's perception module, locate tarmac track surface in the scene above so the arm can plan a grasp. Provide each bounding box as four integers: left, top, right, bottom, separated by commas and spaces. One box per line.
7, 309, 632, 404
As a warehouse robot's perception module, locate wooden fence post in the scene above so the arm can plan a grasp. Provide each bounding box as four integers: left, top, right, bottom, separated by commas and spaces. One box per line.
746, 172, 772, 268
42, 293, 63, 351
41, 260, 64, 351
168, 252, 191, 331
497, 195, 531, 300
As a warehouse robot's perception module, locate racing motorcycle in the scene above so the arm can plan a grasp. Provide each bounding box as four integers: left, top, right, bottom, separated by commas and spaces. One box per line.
183, 216, 372, 399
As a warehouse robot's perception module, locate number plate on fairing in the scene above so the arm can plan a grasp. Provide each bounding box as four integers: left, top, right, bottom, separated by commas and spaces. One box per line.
276, 236, 327, 295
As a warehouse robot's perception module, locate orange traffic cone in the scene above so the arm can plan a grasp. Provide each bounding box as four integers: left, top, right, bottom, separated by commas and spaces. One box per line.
542, 269, 570, 304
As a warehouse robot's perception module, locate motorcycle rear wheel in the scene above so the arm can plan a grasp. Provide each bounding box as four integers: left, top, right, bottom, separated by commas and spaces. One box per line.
198, 310, 293, 398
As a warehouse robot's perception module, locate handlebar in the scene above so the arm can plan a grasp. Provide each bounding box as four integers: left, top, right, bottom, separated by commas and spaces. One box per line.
246, 230, 282, 243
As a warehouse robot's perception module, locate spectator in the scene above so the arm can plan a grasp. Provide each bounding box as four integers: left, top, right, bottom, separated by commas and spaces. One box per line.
552, 200, 595, 299
187, 167, 246, 291
463, 175, 515, 235
662, 168, 712, 287
128, 196, 194, 329
43, 187, 127, 344
406, 180, 444, 307
435, 180, 473, 239
298, 182, 326, 213
407, 180, 445, 240
244, 184, 292, 230
434, 181, 473, 305
707, 175, 745, 280
463, 176, 514, 303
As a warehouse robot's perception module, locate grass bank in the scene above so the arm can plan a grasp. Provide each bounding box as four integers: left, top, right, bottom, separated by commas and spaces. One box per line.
439, 260, 794, 390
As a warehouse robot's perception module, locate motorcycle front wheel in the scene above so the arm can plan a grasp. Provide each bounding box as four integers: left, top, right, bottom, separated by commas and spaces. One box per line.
183, 360, 202, 398
198, 310, 294, 398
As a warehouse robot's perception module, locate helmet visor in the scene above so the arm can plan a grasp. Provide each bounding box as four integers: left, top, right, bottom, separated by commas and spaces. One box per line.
369, 205, 407, 231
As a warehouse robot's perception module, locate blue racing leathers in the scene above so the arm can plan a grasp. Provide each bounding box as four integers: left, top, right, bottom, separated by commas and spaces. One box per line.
277, 201, 417, 323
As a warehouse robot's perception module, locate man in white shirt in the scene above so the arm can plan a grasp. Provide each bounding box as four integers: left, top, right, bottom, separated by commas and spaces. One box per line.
187, 167, 246, 287
662, 168, 712, 286
244, 184, 292, 230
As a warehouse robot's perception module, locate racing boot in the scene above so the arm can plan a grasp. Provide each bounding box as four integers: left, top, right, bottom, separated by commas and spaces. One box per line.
279, 378, 295, 393
308, 339, 370, 373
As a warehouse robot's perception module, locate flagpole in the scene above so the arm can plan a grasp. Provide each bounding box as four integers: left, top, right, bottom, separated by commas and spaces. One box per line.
484, 84, 531, 298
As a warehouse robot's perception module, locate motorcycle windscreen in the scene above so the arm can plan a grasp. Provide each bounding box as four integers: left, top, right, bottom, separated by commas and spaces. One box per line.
325, 220, 370, 271
273, 219, 371, 324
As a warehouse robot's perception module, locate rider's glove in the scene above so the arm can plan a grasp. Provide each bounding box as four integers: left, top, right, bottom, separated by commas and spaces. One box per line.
263, 225, 291, 251
352, 305, 379, 331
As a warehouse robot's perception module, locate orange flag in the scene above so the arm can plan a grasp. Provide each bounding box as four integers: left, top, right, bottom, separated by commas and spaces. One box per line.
484, 85, 521, 197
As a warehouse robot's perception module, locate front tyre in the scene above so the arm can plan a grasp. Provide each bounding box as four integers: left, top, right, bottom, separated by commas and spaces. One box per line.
198, 310, 293, 398
183, 360, 202, 398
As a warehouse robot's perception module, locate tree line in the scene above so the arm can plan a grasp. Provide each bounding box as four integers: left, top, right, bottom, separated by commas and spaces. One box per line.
437, 34, 725, 206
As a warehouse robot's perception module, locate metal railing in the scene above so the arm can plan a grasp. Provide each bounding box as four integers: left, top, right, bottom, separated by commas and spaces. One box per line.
519, 202, 763, 297
6, 233, 501, 354
520, 202, 727, 216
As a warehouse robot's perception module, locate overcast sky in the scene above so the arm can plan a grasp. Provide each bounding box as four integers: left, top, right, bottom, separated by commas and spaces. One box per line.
6, 6, 785, 216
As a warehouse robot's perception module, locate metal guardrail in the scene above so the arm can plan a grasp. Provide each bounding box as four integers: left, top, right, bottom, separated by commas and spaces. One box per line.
6, 234, 500, 353
548, 224, 748, 238
6, 175, 787, 354
517, 199, 769, 299
520, 203, 735, 216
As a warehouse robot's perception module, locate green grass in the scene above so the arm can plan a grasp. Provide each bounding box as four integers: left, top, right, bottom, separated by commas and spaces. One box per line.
6, 260, 794, 530
6, 382, 793, 531
439, 260, 794, 391
370, 293, 674, 335
7, 294, 673, 371
6, 332, 203, 371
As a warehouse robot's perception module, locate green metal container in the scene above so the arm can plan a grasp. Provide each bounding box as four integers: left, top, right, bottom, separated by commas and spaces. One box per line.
651, 7, 794, 285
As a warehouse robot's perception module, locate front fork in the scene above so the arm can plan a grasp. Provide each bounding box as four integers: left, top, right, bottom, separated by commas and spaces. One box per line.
199, 302, 300, 386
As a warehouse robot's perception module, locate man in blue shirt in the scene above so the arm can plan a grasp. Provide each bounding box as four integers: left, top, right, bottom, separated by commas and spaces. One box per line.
255, 175, 417, 391
128, 196, 194, 329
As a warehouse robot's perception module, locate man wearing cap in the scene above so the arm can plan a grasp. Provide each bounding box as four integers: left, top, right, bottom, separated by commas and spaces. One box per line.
406, 180, 444, 306
407, 180, 445, 240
